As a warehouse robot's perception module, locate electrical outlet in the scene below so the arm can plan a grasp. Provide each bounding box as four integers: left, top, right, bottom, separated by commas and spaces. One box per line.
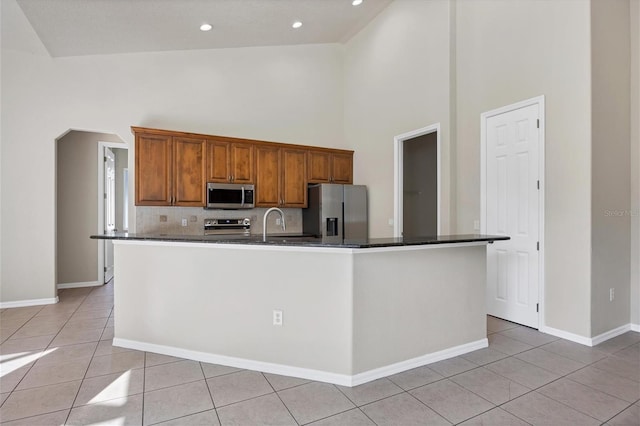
473, 220, 480, 231
388, 218, 394, 226
276, 218, 281, 225
273, 310, 283, 326
181, 218, 188, 227
609, 288, 615, 302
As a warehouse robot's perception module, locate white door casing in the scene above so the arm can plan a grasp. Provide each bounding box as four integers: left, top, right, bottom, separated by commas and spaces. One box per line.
104, 147, 116, 283
394, 124, 442, 237
481, 97, 544, 329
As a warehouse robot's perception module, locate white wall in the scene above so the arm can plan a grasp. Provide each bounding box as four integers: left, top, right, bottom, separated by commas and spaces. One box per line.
455, 0, 593, 337
590, 0, 631, 336
2, 0, 638, 339
344, 0, 453, 238
56, 131, 124, 285
114, 148, 129, 233
631, 0, 640, 327
1, 0, 344, 303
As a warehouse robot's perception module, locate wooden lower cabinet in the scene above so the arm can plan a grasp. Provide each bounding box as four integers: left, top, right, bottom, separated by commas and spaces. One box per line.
256, 146, 307, 208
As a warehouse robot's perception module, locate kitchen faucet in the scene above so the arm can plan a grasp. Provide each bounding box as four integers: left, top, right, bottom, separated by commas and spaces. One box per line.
263, 207, 286, 241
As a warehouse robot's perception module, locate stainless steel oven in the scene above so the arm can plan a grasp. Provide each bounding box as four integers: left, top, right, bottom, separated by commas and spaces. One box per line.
203, 218, 251, 236
206, 183, 255, 209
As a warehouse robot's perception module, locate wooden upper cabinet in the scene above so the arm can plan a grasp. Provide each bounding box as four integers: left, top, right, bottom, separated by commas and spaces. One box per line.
135, 131, 205, 207
229, 143, 254, 183
281, 148, 307, 208
206, 140, 254, 183
255, 146, 281, 206
205, 140, 230, 182
173, 137, 206, 206
307, 150, 331, 183
307, 149, 353, 184
256, 146, 307, 208
135, 133, 172, 205
133, 126, 352, 209
331, 152, 353, 184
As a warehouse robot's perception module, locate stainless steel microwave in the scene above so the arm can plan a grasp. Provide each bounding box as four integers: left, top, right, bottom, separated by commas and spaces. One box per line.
206, 183, 255, 209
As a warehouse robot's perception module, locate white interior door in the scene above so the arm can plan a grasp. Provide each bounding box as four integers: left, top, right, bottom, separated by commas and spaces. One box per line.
485, 103, 540, 328
104, 148, 116, 283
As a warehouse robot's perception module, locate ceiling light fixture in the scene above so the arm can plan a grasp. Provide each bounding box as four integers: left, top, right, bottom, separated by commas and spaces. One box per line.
200, 23, 212, 32
352, 0, 363, 6
292, 21, 303, 29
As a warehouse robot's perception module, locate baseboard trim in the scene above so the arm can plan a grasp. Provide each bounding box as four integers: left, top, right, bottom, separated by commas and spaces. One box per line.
350, 338, 488, 386
591, 324, 632, 346
113, 337, 488, 387
539, 325, 592, 346
631, 324, 640, 332
541, 323, 634, 347
0, 297, 59, 309
57, 281, 102, 289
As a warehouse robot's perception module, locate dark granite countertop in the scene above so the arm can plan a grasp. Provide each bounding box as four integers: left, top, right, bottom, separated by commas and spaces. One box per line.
91, 232, 509, 248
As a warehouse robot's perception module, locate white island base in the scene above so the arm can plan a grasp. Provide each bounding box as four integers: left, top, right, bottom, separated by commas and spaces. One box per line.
113, 241, 488, 386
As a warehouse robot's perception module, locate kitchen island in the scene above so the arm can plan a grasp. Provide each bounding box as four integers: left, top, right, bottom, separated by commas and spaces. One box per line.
92, 233, 508, 386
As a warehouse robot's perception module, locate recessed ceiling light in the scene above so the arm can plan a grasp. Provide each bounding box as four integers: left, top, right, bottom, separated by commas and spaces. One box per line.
200, 23, 212, 32
292, 21, 303, 29
352, 0, 363, 6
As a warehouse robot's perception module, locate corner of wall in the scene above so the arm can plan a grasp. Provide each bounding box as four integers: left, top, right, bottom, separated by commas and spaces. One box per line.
590, 0, 632, 336
630, 0, 640, 327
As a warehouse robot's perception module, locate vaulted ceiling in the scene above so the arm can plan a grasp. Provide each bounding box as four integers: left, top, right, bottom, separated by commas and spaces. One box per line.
16, 0, 392, 57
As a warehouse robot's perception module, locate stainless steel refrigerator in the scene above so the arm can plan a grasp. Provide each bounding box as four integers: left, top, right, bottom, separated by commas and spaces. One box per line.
303, 184, 368, 242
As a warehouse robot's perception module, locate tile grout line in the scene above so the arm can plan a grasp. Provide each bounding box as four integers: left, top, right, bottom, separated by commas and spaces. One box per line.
5, 291, 91, 415
199, 361, 223, 426
261, 371, 301, 425
330, 379, 398, 425
0, 287, 108, 422
2, 295, 637, 425
141, 344, 147, 425
64, 287, 112, 425
0, 304, 47, 342
482, 348, 634, 425
467, 338, 619, 422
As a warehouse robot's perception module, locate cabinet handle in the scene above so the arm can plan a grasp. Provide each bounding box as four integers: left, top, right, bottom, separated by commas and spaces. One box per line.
228, 175, 232, 182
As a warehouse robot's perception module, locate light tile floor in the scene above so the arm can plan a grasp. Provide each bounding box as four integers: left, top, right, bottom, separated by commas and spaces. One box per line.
1, 281, 639, 425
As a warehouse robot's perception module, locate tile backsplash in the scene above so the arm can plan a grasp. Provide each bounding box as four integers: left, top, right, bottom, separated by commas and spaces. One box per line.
136, 206, 303, 235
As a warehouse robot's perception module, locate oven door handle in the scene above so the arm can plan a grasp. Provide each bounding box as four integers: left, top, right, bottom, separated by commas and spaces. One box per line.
241, 187, 245, 207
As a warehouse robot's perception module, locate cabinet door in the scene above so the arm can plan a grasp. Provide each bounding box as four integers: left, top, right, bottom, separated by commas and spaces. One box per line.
331, 152, 353, 184
136, 133, 172, 206
206, 140, 230, 182
230, 143, 254, 183
307, 150, 331, 183
255, 146, 280, 206
281, 148, 307, 208
173, 137, 206, 206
